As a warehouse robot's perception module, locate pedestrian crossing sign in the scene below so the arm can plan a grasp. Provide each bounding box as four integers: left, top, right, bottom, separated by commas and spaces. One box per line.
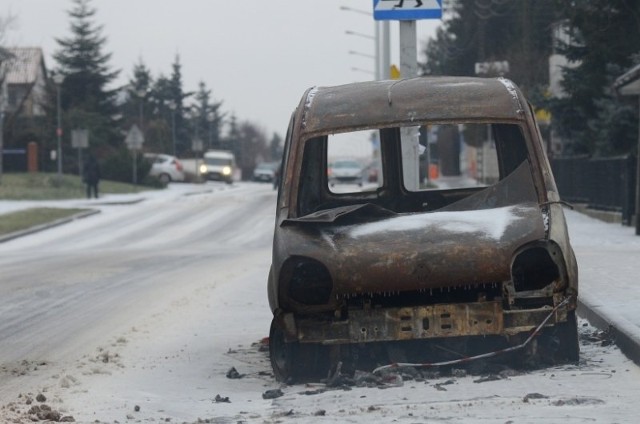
373, 0, 442, 21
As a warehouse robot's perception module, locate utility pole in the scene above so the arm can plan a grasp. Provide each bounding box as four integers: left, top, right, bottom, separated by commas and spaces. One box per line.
371, 0, 442, 189
399, 20, 420, 190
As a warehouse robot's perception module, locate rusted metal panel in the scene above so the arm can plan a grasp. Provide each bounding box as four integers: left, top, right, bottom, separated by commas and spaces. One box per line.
277, 163, 546, 305
300, 77, 526, 136
348, 301, 504, 342
295, 301, 572, 344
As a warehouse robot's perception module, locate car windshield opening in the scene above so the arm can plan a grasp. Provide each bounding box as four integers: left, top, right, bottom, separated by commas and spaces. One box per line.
296, 122, 535, 218
204, 158, 232, 166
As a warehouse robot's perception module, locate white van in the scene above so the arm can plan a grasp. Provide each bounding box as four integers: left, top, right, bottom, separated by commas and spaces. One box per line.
199, 150, 236, 184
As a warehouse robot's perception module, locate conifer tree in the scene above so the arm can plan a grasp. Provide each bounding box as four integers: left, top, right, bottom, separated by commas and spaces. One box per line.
191, 81, 225, 151
167, 55, 191, 155
53, 0, 120, 149
549, 0, 640, 155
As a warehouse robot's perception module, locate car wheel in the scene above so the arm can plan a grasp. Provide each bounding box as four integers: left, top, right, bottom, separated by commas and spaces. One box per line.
517, 309, 580, 367
269, 318, 326, 383
159, 173, 171, 185
545, 309, 580, 363
269, 318, 300, 383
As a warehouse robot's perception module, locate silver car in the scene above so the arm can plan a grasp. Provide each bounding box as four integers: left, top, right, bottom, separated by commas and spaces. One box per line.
145, 153, 185, 184
328, 159, 363, 186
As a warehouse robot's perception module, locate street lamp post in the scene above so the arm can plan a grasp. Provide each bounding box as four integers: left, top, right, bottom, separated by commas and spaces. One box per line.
0, 93, 5, 184
340, 5, 390, 80
167, 100, 177, 155
207, 111, 215, 151
348, 50, 376, 60
351, 67, 375, 76
135, 88, 146, 131
133, 88, 147, 185
52, 73, 65, 177
345, 30, 375, 40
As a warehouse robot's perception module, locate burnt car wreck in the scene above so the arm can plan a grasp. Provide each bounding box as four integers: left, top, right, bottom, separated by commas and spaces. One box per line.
268, 77, 579, 382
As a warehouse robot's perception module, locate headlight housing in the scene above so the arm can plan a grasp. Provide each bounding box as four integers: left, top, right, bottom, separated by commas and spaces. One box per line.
199, 164, 208, 174
511, 242, 564, 292
280, 256, 333, 306
222, 166, 232, 176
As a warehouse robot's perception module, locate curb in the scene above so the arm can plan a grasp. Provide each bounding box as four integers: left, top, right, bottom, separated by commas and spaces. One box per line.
578, 293, 640, 366
0, 209, 101, 243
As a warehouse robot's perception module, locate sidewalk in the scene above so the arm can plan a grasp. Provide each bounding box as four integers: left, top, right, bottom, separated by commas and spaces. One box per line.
0, 182, 214, 216
565, 209, 640, 364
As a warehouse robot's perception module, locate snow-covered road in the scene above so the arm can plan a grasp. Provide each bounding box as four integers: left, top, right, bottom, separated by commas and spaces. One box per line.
1, 182, 640, 423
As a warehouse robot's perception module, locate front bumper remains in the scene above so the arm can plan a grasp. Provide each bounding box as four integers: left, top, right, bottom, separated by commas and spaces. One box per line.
286, 299, 571, 345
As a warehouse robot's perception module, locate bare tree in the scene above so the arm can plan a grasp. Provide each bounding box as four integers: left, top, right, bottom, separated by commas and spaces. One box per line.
0, 12, 17, 182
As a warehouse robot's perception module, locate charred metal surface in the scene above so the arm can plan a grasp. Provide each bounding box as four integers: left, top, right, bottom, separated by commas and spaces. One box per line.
268, 76, 579, 382
276, 163, 545, 310
300, 77, 524, 136
294, 301, 572, 345
299, 301, 504, 344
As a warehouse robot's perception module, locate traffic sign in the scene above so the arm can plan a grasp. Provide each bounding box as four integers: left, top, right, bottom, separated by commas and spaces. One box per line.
125, 124, 144, 150
390, 64, 401, 80
71, 129, 89, 148
373, 0, 442, 21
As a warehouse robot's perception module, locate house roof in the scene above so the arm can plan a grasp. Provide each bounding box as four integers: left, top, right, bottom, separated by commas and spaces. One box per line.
3, 47, 44, 85
0, 47, 14, 63
614, 63, 640, 96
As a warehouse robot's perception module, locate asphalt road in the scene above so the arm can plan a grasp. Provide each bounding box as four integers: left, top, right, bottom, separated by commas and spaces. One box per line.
2, 182, 640, 423
0, 182, 276, 405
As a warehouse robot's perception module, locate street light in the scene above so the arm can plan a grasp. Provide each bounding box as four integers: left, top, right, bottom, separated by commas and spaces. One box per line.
207, 111, 215, 150
345, 30, 375, 40
351, 67, 375, 76
348, 50, 376, 60
167, 100, 177, 155
52, 72, 65, 177
0, 86, 5, 183
132, 88, 147, 186
340, 5, 390, 80
339, 5, 370, 16
135, 88, 147, 130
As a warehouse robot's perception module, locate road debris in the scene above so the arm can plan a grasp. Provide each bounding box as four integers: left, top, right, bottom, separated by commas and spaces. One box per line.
262, 389, 284, 399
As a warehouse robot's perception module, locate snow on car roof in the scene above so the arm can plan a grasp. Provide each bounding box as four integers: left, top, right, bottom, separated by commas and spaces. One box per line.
349, 205, 528, 241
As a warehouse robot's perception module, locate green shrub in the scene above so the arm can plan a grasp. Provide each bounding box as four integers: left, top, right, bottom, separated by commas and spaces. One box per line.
100, 148, 152, 185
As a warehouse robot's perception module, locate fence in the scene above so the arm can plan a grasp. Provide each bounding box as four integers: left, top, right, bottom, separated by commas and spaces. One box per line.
1, 148, 27, 172
551, 155, 636, 226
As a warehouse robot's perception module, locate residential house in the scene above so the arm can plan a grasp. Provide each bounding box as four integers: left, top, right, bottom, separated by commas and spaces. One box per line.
2, 47, 48, 120
0, 47, 50, 171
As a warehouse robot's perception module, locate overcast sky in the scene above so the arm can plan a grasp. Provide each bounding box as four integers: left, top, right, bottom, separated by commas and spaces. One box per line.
3, 0, 442, 138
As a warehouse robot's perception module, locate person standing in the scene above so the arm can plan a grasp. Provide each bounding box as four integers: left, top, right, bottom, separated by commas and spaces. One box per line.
83, 155, 101, 199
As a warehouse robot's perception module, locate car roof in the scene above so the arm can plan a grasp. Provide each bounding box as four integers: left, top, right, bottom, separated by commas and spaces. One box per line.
298, 76, 528, 136
204, 150, 234, 158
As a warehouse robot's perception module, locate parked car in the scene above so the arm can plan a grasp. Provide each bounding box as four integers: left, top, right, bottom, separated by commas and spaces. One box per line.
328, 159, 363, 186
267, 77, 579, 382
144, 153, 185, 184
199, 150, 236, 184
253, 161, 280, 183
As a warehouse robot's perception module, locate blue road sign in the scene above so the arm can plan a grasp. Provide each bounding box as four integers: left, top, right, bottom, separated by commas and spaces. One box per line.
373, 0, 442, 21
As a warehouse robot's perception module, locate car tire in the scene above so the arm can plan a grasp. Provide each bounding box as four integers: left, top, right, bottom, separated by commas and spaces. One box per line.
517, 309, 580, 367
269, 318, 326, 383
545, 309, 580, 363
269, 318, 301, 383
159, 173, 171, 185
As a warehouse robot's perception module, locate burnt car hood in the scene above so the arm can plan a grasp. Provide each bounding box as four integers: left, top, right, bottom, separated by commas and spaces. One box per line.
280, 163, 547, 295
